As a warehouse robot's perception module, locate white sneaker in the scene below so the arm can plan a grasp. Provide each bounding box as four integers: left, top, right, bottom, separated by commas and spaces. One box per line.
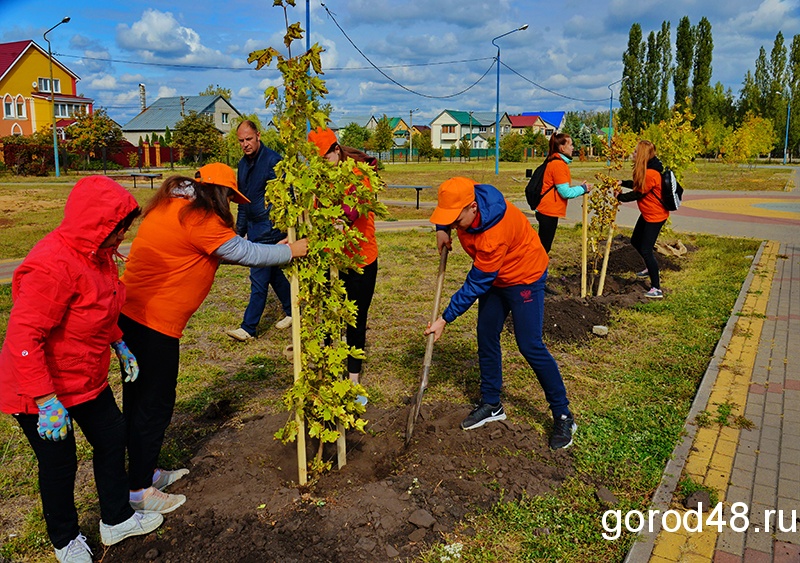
152, 467, 189, 490
275, 316, 293, 330
55, 534, 92, 563
226, 327, 253, 341
100, 511, 163, 546
130, 486, 186, 514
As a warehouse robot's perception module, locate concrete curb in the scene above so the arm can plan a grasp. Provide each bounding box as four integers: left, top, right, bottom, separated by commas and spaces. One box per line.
623, 241, 769, 563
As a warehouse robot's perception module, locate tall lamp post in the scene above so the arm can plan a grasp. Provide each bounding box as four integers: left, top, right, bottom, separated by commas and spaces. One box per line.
44, 16, 70, 178
492, 24, 528, 175
607, 77, 625, 165
409, 108, 419, 162
783, 95, 791, 165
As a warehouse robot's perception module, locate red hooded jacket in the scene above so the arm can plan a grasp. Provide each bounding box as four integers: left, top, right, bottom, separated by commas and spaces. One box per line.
0, 176, 139, 414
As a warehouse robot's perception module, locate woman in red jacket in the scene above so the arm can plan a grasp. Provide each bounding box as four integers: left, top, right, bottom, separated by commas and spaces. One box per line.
0, 176, 163, 562
616, 140, 669, 298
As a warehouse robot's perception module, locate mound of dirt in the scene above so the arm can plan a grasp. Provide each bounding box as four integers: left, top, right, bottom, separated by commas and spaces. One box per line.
106, 403, 573, 562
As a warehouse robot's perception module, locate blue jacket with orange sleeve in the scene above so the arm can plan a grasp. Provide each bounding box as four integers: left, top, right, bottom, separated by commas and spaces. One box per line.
439, 183, 549, 323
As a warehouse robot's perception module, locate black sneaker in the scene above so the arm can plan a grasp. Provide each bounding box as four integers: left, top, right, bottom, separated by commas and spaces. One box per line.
549, 413, 577, 450
461, 402, 506, 430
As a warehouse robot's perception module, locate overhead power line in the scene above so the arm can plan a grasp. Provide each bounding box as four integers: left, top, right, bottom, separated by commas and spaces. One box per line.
500, 62, 608, 103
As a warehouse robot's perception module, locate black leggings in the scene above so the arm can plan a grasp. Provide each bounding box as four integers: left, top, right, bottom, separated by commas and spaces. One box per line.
630, 215, 666, 289
535, 212, 559, 254
340, 259, 378, 374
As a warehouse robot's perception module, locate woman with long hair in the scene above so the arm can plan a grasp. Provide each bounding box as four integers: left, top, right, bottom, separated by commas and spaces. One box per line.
534, 133, 592, 255
308, 127, 378, 406
616, 140, 668, 298
119, 163, 307, 514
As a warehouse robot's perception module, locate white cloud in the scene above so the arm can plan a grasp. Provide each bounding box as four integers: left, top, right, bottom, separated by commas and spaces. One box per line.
157, 86, 178, 98
89, 75, 118, 90
728, 0, 800, 32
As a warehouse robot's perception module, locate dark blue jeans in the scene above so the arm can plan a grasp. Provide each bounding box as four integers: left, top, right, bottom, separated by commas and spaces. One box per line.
15, 387, 133, 549
631, 215, 666, 289
241, 262, 292, 336
475, 271, 570, 417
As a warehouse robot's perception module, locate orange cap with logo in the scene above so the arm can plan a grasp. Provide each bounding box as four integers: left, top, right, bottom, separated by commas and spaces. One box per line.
308, 127, 338, 157
195, 163, 250, 204
429, 177, 476, 225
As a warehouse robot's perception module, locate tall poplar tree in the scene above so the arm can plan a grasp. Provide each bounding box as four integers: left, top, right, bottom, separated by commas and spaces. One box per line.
768, 32, 788, 155
789, 34, 800, 161
643, 31, 660, 124
656, 21, 673, 122
691, 17, 714, 126
754, 47, 770, 111
673, 16, 694, 109
619, 23, 645, 131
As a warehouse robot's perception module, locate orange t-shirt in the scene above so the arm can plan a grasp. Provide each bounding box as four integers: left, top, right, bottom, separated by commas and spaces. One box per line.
536, 157, 571, 218
638, 169, 669, 223
457, 200, 549, 287
121, 199, 237, 338
344, 169, 378, 266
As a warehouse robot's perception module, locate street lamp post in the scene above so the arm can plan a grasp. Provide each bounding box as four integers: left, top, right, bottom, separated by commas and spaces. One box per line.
468, 110, 474, 161
492, 24, 528, 175
44, 16, 70, 178
784, 96, 791, 165
607, 77, 625, 165
409, 108, 419, 163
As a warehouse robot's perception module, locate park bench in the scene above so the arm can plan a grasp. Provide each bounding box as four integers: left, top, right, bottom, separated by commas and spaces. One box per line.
130, 172, 163, 189
384, 184, 435, 209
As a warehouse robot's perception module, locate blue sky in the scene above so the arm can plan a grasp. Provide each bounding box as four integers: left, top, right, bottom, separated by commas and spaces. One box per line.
2, 0, 798, 127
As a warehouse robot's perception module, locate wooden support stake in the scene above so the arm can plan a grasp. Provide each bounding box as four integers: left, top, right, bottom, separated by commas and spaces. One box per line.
581, 193, 588, 298
596, 223, 615, 297
287, 224, 307, 486
329, 265, 347, 470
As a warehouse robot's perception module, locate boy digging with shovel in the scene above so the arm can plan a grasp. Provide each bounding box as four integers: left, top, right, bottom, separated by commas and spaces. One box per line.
424, 177, 577, 450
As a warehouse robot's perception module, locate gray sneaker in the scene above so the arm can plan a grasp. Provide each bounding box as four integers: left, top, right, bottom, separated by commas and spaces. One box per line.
152, 468, 189, 491
100, 511, 163, 546
461, 402, 506, 430
130, 486, 186, 514
55, 534, 92, 563
549, 413, 577, 450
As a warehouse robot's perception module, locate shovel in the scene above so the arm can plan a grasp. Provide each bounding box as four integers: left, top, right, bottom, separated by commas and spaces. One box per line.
405, 246, 449, 446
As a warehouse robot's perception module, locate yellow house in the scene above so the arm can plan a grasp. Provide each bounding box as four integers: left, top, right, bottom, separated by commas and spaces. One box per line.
0, 40, 93, 139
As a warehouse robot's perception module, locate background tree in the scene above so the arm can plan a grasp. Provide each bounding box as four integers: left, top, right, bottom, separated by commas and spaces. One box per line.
708, 82, 737, 127
768, 32, 788, 156
163, 125, 172, 146
673, 16, 694, 110
697, 117, 731, 159
199, 84, 233, 100
412, 130, 434, 161
173, 111, 222, 163
619, 23, 645, 131
722, 113, 776, 164
656, 21, 673, 122
562, 112, 583, 145
458, 136, 471, 160
499, 132, 524, 162
372, 115, 394, 160
66, 108, 123, 167
691, 17, 714, 126
643, 31, 661, 124
789, 34, 800, 161
737, 70, 761, 121
339, 122, 371, 150
753, 46, 770, 113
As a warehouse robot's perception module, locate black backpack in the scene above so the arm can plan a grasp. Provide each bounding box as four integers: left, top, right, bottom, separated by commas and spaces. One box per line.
525, 156, 557, 210
659, 168, 684, 211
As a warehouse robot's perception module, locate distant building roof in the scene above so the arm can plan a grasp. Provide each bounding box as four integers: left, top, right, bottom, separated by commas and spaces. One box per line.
122, 95, 238, 132
439, 110, 497, 126
337, 115, 373, 128
522, 111, 565, 129
508, 115, 542, 128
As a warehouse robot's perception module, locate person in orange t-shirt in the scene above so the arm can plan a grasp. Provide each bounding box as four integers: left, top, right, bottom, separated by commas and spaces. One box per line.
308, 127, 378, 406
119, 163, 307, 514
616, 140, 669, 299
425, 177, 577, 450
535, 133, 592, 255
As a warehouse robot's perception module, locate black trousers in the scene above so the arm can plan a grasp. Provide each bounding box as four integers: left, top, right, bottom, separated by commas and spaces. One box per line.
630, 215, 666, 289
535, 212, 559, 254
15, 387, 133, 549
340, 259, 378, 374
118, 314, 180, 491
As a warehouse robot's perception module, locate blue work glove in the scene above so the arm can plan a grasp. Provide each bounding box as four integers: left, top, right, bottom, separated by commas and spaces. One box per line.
112, 340, 139, 383
37, 396, 72, 441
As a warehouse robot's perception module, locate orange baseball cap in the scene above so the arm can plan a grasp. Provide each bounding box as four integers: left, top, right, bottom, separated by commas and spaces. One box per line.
195, 163, 250, 204
308, 127, 338, 157
429, 177, 476, 225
